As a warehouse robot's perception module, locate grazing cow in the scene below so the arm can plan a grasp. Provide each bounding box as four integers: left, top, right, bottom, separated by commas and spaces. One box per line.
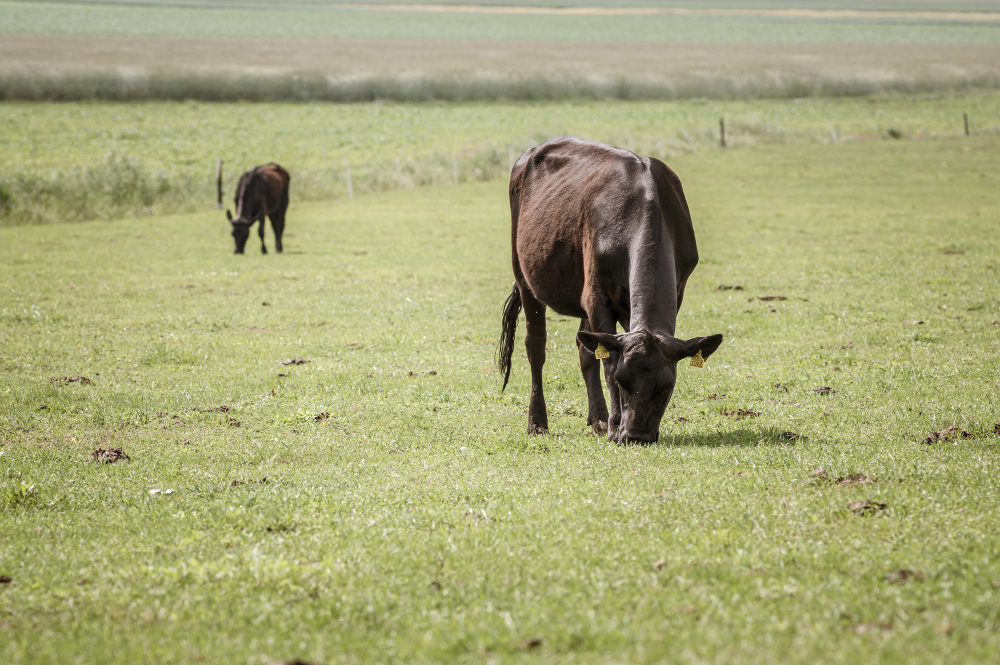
497, 137, 723, 443
220, 162, 290, 254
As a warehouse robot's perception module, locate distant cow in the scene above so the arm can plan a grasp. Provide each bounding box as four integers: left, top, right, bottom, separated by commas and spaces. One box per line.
219, 161, 290, 254
497, 137, 722, 443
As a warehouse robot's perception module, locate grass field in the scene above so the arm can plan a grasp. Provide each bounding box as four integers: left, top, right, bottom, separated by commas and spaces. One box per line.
3, 0, 1000, 102
3, 92, 999, 226
5, 1, 1000, 43
2, 134, 999, 664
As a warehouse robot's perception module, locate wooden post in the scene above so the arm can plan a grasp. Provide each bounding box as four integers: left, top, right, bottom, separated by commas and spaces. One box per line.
719, 117, 726, 149
345, 161, 353, 199
395, 158, 403, 189
964, 112, 970, 136
452, 154, 458, 185
215, 158, 223, 209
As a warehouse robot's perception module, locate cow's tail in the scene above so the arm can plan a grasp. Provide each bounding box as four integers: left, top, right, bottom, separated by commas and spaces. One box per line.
496, 283, 522, 392
216, 158, 224, 210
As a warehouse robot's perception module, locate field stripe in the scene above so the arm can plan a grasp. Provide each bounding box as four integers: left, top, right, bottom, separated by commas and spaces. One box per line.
333, 3, 1000, 22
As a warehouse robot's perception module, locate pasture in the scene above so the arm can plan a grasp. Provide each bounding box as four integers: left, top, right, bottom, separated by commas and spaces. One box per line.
2, 131, 999, 663
3, 93, 1000, 225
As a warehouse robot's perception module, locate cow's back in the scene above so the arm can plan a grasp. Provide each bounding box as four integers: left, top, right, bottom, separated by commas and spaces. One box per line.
510, 137, 696, 318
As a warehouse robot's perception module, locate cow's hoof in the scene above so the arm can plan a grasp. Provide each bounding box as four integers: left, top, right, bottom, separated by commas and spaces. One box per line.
591, 420, 609, 435
261, 247, 268, 254
527, 424, 549, 435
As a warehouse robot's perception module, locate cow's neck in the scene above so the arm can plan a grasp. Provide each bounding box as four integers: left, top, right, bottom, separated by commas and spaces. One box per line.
627, 225, 677, 336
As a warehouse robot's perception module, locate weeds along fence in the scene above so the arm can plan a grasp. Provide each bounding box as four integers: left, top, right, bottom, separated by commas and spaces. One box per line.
2, 118, 997, 226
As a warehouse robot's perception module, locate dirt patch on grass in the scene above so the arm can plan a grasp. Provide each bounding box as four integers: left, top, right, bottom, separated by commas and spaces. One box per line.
778, 431, 800, 441
409, 370, 437, 377
922, 425, 974, 444
192, 405, 230, 413
716, 284, 743, 291
810, 386, 836, 395
50, 375, 91, 385
887, 569, 924, 584
722, 409, 760, 419
314, 412, 330, 422
836, 473, 875, 485
280, 357, 308, 366
92, 447, 130, 464
849, 500, 887, 516
517, 637, 544, 651
756, 295, 787, 302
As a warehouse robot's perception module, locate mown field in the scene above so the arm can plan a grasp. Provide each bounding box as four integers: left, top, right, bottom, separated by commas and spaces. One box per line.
3, 0, 1000, 102
5, 0, 1000, 43
3, 92, 999, 226
2, 131, 999, 663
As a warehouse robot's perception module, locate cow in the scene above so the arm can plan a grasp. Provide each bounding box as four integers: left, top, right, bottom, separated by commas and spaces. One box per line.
219, 161, 290, 254
496, 137, 723, 443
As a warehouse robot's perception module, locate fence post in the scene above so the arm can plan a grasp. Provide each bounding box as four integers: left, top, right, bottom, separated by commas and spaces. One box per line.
719, 117, 726, 149
452, 154, 458, 185
395, 158, 403, 189
964, 112, 970, 136
216, 158, 223, 209
345, 161, 353, 199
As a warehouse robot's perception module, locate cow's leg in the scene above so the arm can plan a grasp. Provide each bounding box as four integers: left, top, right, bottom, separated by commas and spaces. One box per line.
272, 193, 288, 254
269, 213, 285, 254
521, 287, 549, 434
577, 319, 609, 434
257, 217, 268, 254
585, 305, 623, 441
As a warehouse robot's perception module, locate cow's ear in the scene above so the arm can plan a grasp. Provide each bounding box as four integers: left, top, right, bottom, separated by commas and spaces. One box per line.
676, 334, 723, 361
226, 209, 233, 222
577, 331, 624, 355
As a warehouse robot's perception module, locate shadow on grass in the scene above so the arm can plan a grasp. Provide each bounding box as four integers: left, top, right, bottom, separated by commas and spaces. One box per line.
657, 427, 808, 448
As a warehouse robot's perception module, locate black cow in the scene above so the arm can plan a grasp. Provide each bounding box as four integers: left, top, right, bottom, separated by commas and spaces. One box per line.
497, 137, 723, 443
219, 162, 290, 254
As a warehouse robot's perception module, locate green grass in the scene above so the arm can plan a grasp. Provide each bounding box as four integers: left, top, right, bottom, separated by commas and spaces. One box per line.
4, 0, 1000, 44
2, 134, 999, 664
3, 93, 1000, 225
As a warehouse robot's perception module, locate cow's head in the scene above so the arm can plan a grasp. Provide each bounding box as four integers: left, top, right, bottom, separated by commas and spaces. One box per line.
577, 329, 723, 443
226, 209, 251, 254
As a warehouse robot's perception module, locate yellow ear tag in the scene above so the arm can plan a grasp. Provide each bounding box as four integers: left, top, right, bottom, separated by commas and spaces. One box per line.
595, 343, 610, 360
689, 349, 705, 368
